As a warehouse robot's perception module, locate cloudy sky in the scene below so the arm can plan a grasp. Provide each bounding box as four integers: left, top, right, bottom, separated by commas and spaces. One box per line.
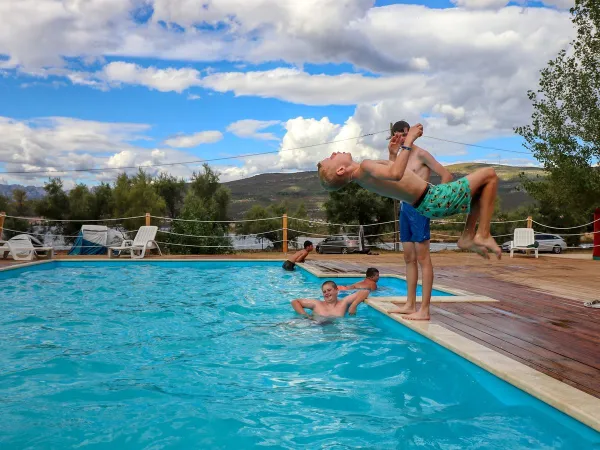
0, 0, 575, 187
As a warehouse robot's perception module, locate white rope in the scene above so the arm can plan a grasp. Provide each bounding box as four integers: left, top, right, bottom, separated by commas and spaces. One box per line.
153, 215, 281, 223
532, 218, 600, 230
286, 217, 397, 228
534, 230, 600, 236
285, 228, 334, 237
156, 240, 285, 248
363, 230, 397, 238
0, 227, 80, 238
3, 214, 146, 222
430, 218, 527, 224
158, 229, 283, 239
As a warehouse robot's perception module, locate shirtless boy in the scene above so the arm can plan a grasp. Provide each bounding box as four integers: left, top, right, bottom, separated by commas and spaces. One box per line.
291, 281, 370, 318
337, 268, 379, 291
317, 124, 501, 259
282, 240, 314, 271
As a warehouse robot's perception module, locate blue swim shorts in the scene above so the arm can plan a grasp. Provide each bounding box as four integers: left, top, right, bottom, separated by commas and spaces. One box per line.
400, 202, 431, 243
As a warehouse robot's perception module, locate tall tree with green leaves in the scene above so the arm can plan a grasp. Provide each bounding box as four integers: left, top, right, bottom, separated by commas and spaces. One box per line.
515, 0, 600, 244
166, 165, 231, 254
11, 189, 30, 216
153, 173, 186, 218
112, 170, 166, 230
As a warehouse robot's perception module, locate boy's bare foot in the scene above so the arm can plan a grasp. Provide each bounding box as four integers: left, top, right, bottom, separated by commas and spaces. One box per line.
388, 303, 417, 314
403, 309, 430, 321
457, 236, 489, 259
474, 234, 502, 259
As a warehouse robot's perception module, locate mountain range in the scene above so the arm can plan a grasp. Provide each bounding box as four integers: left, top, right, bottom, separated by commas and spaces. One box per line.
0, 163, 544, 219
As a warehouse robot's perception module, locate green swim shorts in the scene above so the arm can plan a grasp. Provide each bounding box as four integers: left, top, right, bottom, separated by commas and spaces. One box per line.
414, 177, 472, 219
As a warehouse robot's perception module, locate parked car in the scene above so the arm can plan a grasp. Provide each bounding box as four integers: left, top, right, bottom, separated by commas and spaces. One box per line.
501, 233, 567, 254
316, 235, 367, 254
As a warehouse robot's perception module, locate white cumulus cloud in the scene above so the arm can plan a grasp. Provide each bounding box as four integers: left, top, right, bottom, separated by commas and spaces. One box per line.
164, 131, 223, 148
226, 119, 281, 141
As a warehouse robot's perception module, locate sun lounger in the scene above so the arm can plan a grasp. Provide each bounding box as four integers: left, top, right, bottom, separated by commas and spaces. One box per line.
108, 226, 162, 259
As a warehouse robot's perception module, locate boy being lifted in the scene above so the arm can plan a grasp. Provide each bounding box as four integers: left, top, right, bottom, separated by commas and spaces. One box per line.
317, 124, 501, 259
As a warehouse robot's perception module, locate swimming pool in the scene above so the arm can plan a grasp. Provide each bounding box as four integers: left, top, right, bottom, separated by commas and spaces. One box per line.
1, 261, 598, 449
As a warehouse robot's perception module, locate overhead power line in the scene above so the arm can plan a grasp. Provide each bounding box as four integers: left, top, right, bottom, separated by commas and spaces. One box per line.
0, 129, 533, 176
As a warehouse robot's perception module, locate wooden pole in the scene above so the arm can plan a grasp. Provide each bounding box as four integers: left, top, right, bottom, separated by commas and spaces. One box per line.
282, 214, 288, 254
527, 216, 533, 229
0, 211, 5, 239
145, 213, 151, 226
594, 208, 600, 261
393, 200, 400, 251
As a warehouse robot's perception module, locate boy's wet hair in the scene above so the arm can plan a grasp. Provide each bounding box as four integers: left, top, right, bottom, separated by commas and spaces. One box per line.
304, 240, 313, 249
366, 267, 379, 278
321, 280, 338, 290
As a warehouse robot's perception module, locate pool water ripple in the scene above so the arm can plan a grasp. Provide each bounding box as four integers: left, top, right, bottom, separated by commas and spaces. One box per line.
1, 262, 598, 449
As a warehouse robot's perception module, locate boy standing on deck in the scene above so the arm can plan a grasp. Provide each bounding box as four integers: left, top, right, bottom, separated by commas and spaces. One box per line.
388, 121, 453, 321
282, 240, 314, 271
316, 124, 501, 259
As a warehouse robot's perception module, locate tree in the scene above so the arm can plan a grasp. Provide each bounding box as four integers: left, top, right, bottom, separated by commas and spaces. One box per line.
112, 170, 166, 230
166, 165, 231, 254
64, 184, 95, 238
91, 182, 114, 220
12, 189, 30, 216
515, 0, 600, 245
153, 173, 186, 218
323, 183, 395, 243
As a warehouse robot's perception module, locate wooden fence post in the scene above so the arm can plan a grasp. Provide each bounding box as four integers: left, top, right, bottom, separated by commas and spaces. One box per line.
282, 214, 288, 254
594, 208, 600, 261
145, 213, 151, 226
0, 211, 5, 239
527, 216, 533, 229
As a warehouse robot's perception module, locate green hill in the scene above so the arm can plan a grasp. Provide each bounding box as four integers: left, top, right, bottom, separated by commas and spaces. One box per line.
223, 163, 543, 219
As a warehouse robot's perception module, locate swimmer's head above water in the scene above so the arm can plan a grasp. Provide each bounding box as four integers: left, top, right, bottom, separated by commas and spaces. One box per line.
321, 280, 339, 303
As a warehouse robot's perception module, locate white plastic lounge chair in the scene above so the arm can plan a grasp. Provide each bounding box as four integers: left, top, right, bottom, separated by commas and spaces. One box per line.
510, 228, 538, 258
108, 226, 162, 259
0, 234, 54, 261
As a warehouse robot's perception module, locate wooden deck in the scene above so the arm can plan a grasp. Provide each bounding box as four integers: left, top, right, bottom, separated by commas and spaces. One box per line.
304, 253, 600, 399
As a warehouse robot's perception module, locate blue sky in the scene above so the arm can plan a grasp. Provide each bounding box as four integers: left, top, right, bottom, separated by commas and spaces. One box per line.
0, 0, 574, 187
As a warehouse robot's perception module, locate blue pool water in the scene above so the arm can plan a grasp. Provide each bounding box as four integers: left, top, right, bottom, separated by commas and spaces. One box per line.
1, 261, 598, 449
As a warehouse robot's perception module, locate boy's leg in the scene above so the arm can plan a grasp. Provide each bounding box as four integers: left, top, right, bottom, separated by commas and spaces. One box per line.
464, 168, 501, 258
404, 241, 433, 320
390, 242, 418, 314
456, 194, 490, 259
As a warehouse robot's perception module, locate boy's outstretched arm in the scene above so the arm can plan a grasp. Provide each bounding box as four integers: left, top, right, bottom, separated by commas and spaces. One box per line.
291, 299, 317, 317
345, 290, 370, 315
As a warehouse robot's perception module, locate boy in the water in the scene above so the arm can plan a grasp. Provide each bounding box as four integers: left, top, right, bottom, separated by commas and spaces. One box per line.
291, 281, 369, 318
317, 124, 501, 259
282, 240, 314, 271
337, 268, 380, 291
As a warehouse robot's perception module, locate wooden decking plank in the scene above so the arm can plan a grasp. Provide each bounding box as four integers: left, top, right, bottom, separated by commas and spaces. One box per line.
433, 304, 600, 371
431, 312, 600, 398
432, 306, 600, 379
